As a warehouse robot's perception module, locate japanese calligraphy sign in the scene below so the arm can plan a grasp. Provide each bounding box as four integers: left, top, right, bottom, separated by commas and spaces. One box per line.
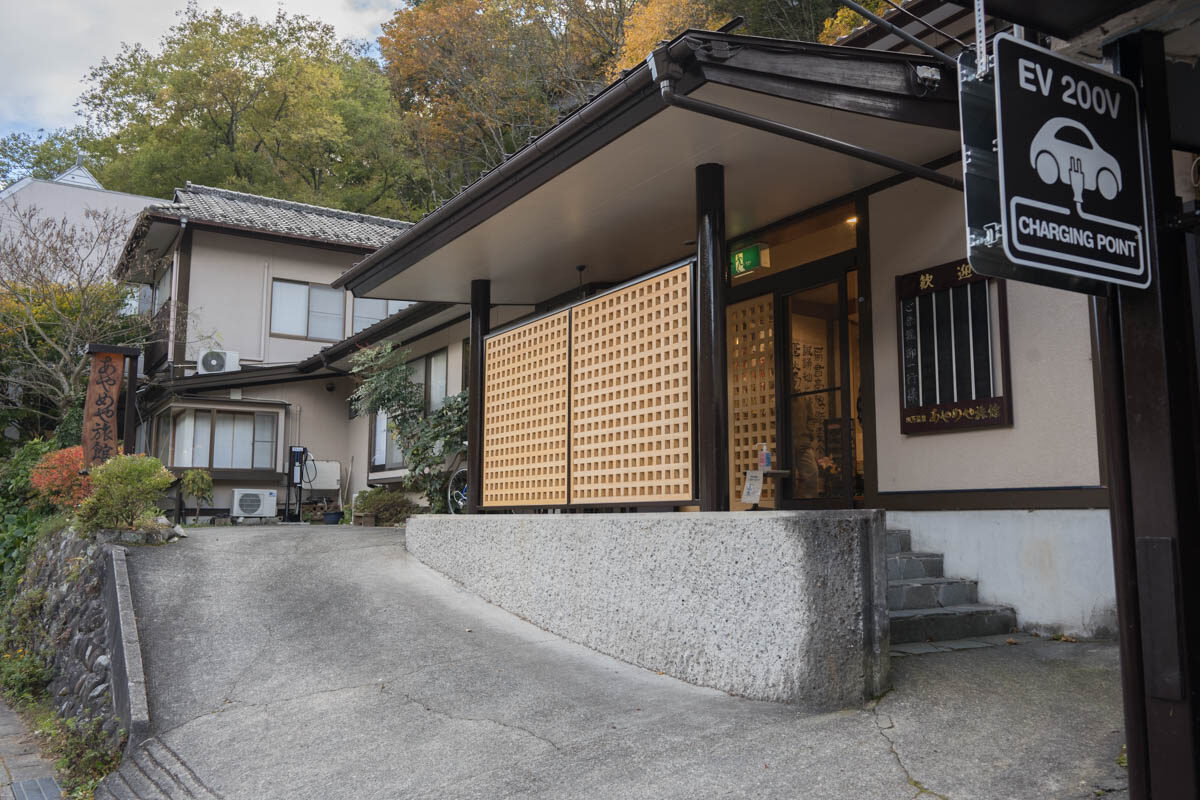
895, 260, 1013, 435
82, 351, 124, 468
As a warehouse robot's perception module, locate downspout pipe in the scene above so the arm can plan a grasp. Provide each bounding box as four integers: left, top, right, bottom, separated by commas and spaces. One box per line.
649, 52, 963, 191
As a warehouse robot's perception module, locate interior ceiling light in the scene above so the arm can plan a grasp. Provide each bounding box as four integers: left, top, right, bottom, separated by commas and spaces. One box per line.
845, 216, 858, 224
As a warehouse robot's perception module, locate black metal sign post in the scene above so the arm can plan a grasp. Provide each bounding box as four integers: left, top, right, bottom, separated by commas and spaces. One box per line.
959, 20, 1200, 798
1104, 30, 1200, 798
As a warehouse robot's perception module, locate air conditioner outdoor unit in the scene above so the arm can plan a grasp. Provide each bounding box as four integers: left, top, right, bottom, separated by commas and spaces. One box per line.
232, 488, 277, 518
197, 350, 240, 375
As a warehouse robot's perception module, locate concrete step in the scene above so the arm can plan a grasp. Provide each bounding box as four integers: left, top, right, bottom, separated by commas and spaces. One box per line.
97, 737, 222, 800
887, 577, 978, 610
886, 552, 943, 580
889, 604, 1017, 644
885, 529, 912, 554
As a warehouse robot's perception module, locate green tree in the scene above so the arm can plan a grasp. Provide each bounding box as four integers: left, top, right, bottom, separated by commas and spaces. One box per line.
0, 128, 94, 189
79, 4, 423, 217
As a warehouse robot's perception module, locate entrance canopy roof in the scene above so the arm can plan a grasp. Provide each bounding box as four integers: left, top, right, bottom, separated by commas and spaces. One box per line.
334, 31, 961, 306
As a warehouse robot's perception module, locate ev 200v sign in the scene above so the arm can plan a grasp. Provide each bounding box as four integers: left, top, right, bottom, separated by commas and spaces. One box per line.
993, 33, 1151, 291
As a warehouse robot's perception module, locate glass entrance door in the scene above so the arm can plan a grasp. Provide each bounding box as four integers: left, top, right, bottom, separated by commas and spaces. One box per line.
781, 271, 861, 504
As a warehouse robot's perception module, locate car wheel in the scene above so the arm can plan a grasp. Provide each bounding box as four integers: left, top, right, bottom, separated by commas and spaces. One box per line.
1096, 168, 1118, 200
1035, 151, 1058, 185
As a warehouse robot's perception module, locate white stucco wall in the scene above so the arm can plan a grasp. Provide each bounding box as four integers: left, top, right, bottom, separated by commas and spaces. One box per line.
889, 509, 1117, 637
869, 169, 1102, 491
185, 230, 365, 366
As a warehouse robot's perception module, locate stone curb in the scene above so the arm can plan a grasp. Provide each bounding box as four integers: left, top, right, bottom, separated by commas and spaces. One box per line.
102, 546, 151, 756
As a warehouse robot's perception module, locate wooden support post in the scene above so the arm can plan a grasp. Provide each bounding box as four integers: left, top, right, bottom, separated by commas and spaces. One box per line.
1106, 31, 1200, 797
695, 164, 730, 511
123, 355, 138, 455
466, 280, 491, 514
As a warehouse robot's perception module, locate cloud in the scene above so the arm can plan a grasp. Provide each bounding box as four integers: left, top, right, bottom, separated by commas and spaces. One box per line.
0, 0, 396, 133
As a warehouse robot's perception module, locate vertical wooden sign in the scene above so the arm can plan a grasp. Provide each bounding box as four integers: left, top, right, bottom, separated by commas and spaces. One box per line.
82, 351, 124, 469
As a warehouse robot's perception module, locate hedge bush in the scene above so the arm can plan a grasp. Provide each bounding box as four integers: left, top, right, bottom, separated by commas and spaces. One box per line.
353, 486, 416, 526
0, 439, 57, 512
76, 455, 172, 533
29, 447, 91, 510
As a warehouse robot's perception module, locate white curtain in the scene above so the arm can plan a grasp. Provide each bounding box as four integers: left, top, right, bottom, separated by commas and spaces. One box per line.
253, 413, 276, 469
429, 349, 448, 410
271, 281, 309, 337
308, 285, 344, 340
192, 411, 211, 468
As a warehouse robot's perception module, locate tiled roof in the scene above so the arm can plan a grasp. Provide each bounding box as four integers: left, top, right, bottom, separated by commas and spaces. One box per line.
155, 183, 410, 248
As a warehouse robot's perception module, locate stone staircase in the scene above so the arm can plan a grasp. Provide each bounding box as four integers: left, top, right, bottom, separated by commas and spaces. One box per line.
887, 528, 1017, 644
95, 738, 222, 800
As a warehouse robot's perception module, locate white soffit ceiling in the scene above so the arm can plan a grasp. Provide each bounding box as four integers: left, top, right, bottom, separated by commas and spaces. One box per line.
367, 83, 961, 305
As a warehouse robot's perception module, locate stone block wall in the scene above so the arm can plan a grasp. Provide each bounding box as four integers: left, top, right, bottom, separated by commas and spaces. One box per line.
21, 528, 119, 741
407, 510, 889, 709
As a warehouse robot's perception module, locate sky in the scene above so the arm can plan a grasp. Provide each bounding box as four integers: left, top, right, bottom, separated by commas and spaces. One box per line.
0, 0, 397, 135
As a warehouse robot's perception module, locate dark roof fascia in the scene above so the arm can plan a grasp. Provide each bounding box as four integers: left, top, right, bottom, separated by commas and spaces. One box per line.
335, 30, 960, 297
298, 301, 457, 372
162, 364, 340, 392
169, 393, 291, 407
688, 34, 958, 129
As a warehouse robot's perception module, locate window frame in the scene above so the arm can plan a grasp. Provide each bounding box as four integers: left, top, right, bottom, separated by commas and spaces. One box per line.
367, 347, 450, 473
269, 278, 346, 343
162, 408, 280, 471
894, 260, 1013, 435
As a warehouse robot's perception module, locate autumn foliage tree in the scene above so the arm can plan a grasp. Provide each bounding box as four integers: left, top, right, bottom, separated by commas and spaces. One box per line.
29, 446, 91, 509
0, 206, 156, 438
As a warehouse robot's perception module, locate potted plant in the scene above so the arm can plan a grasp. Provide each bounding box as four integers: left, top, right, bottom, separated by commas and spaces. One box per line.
321, 502, 344, 525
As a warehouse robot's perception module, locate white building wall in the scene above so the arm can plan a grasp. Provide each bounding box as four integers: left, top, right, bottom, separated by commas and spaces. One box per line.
185, 230, 366, 366
889, 509, 1117, 638
869, 169, 1102, 491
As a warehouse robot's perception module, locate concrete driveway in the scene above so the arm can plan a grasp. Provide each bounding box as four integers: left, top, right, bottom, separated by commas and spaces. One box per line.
103, 525, 1127, 799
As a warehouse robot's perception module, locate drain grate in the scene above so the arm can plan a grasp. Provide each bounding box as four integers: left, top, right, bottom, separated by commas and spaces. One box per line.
10, 776, 62, 799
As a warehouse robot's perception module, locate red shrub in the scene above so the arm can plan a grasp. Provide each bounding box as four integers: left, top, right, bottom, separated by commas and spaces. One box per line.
29, 446, 92, 508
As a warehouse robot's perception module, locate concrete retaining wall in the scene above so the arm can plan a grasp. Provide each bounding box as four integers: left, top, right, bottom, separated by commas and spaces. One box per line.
407, 510, 889, 708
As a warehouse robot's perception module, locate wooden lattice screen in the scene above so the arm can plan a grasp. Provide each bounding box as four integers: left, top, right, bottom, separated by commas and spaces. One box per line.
570, 265, 693, 504
481, 311, 570, 506
727, 295, 777, 510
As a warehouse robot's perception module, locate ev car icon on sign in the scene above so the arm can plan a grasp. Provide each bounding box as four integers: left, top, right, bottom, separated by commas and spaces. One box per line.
990, 33, 1150, 292
1030, 117, 1122, 202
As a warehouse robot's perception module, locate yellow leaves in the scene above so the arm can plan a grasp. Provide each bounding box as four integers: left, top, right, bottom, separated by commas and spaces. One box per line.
818, 1, 889, 45
612, 0, 722, 76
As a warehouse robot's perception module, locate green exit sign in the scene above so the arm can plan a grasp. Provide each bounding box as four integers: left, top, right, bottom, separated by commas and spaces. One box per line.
731, 244, 766, 277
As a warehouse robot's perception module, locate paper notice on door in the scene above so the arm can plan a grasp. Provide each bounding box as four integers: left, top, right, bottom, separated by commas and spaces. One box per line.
742, 470, 764, 505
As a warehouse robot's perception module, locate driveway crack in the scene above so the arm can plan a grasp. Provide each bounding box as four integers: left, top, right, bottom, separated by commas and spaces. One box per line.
399, 692, 561, 752
870, 701, 949, 800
